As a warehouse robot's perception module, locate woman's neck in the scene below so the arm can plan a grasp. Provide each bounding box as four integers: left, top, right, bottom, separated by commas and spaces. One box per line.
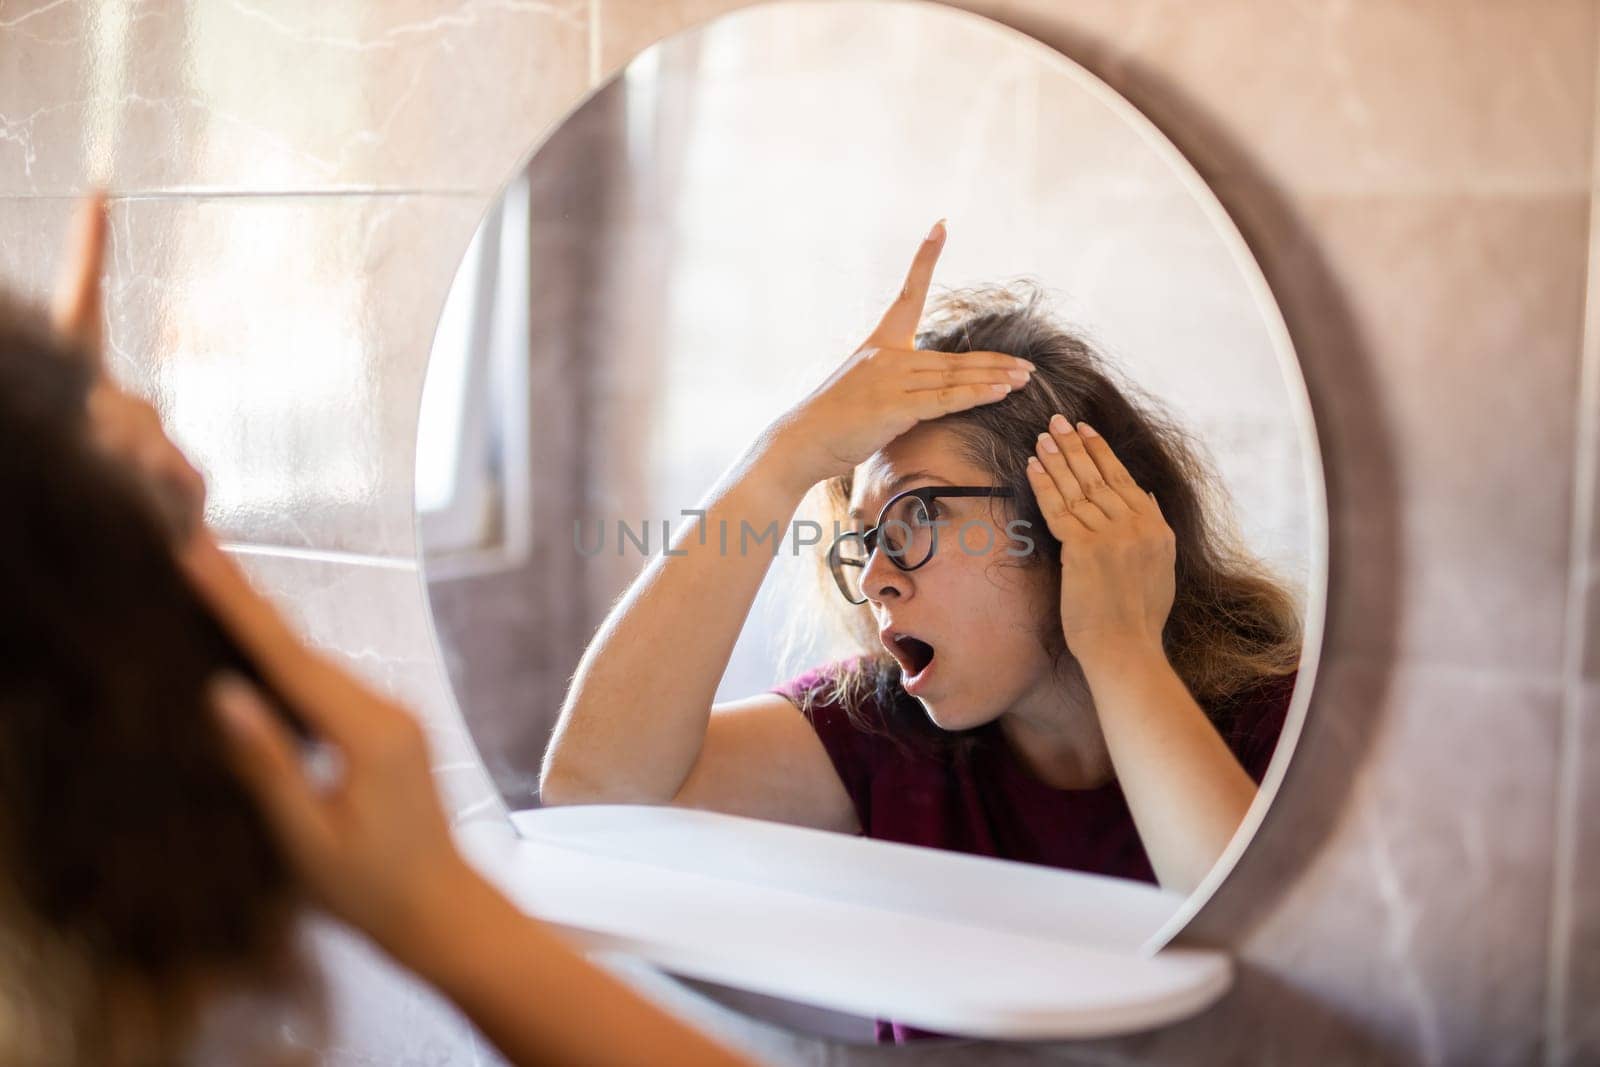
997, 658, 1115, 790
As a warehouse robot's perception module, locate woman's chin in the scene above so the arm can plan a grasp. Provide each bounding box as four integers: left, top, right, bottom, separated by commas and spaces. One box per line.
917, 696, 998, 733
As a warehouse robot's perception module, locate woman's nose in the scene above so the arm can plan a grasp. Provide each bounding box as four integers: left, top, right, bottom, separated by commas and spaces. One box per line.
861, 543, 913, 603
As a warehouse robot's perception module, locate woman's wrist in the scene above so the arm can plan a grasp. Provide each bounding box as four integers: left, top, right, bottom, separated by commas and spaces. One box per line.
748, 418, 827, 500
1073, 637, 1171, 689
372, 856, 510, 987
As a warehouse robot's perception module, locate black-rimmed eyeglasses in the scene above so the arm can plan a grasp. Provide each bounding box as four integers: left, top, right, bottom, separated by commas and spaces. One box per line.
826, 485, 1016, 605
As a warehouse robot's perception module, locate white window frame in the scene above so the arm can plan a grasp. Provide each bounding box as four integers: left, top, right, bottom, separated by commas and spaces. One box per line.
416, 176, 532, 578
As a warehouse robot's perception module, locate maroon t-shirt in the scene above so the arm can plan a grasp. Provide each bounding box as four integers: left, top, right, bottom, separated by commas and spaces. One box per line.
769, 660, 1296, 1043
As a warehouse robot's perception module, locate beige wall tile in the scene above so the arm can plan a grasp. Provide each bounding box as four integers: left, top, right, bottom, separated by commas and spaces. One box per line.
0, 193, 487, 556
1233, 190, 1586, 674
1558, 681, 1600, 1065
964, 0, 1597, 196
0, 0, 590, 194
1584, 402, 1600, 680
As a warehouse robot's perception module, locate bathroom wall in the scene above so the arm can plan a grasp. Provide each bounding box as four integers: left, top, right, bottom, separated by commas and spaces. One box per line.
1, 2, 1594, 1064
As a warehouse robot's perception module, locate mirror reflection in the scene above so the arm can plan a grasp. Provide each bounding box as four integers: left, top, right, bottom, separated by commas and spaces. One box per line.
419, 3, 1318, 910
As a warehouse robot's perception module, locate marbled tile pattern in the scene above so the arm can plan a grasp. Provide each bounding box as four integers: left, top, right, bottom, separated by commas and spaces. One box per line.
4, 1, 1598, 1065
0, 0, 590, 194
0, 193, 486, 556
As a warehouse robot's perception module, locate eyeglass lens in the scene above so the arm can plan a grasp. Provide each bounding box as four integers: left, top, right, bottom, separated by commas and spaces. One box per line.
830, 494, 937, 603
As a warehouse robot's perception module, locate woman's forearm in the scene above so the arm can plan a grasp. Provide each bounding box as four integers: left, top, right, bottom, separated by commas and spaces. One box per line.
541, 433, 812, 804
391, 862, 756, 1067
1077, 645, 1257, 894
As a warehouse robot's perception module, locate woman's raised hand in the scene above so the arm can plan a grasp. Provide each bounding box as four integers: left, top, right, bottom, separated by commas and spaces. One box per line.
1025, 414, 1177, 667
195, 546, 473, 964
763, 220, 1035, 491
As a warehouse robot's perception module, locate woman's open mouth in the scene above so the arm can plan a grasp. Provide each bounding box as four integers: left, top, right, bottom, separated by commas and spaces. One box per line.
881, 628, 938, 693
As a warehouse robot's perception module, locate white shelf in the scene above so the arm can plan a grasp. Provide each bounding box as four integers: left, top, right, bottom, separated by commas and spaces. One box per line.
457, 805, 1231, 1040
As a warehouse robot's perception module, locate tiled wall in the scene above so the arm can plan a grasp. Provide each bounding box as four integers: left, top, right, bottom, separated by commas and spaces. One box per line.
2, 2, 1595, 1064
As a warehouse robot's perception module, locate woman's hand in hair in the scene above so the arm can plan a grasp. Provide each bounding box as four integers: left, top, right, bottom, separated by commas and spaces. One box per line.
1027, 418, 1260, 892
211, 671, 478, 967
761, 220, 1036, 492
1025, 414, 1177, 666
53, 191, 450, 945
191, 540, 760, 1067
52, 191, 207, 541
187, 539, 473, 963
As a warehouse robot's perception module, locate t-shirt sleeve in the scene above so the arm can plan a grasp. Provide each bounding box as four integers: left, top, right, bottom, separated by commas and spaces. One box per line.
1219, 670, 1298, 785
768, 659, 880, 825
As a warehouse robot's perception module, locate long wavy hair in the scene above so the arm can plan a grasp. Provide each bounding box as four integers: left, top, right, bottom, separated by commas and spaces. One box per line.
790, 283, 1303, 753
0, 298, 318, 1064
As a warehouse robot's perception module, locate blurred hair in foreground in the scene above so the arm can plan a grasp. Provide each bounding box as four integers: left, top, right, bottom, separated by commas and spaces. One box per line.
0, 296, 319, 1064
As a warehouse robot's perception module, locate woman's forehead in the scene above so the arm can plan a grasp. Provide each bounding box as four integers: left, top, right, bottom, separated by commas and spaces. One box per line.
848, 425, 987, 517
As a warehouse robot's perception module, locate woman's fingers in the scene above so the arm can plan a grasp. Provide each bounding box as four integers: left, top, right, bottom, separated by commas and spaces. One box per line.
1025, 456, 1077, 542
904, 364, 1032, 392
211, 673, 337, 867
907, 380, 1015, 420
87, 384, 208, 536
868, 219, 947, 348
1047, 415, 1130, 520
884, 350, 1035, 414
51, 191, 109, 364
903, 349, 1032, 374
1073, 420, 1152, 511
1033, 426, 1106, 531
181, 537, 373, 748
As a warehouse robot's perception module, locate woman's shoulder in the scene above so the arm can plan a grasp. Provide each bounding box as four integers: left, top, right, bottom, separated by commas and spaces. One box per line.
769, 655, 876, 712
767, 656, 899, 814
769, 656, 904, 743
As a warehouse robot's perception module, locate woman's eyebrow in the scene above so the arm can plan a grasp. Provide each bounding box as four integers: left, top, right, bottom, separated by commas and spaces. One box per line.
848, 470, 952, 519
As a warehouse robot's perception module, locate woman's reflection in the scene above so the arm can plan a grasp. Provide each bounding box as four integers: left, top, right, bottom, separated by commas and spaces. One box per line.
542, 221, 1301, 900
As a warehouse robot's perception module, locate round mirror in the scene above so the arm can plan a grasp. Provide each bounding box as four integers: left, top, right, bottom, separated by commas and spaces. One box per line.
417, 0, 1325, 1042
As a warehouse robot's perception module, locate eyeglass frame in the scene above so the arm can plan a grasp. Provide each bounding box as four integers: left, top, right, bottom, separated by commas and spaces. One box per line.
826, 485, 1017, 605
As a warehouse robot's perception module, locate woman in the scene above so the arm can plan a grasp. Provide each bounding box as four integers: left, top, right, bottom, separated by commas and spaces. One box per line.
0, 292, 311, 1065
0, 195, 755, 1066
543, 220, 1302, 902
